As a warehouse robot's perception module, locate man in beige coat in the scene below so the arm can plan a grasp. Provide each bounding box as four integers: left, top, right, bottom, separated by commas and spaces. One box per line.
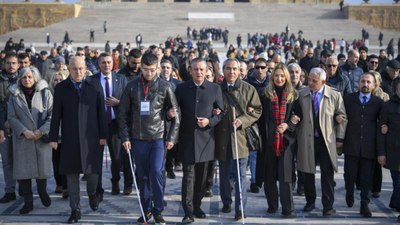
297, 67, 347, 216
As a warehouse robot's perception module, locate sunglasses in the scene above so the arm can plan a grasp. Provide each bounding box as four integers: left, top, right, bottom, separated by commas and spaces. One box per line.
369, 61, 378, 64
76, 53, 85, 56
255, 66, 267, 70
326, 64, 338, 68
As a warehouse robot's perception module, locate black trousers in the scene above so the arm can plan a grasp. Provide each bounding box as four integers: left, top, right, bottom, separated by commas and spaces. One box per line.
181, 161, 209, 216
264, 154, 294, 213
97, 120, 133, 194
372, 161, 382, 193
303, 137, 335, 210
165, 145, 179, 172
52, 143, 67, 189
19, 179, 47, 204
344, 155, 375, 205
205, 160, 216, 190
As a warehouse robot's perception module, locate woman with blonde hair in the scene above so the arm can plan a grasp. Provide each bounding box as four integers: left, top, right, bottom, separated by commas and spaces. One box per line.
257, 63, 302, 218
8, 66, 53, 214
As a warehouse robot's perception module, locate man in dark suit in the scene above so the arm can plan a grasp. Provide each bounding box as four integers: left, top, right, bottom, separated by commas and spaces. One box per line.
92, 53, 129, 197
175, 58, 224, 224
49, 56, 107, 224
343, 72, 383, 217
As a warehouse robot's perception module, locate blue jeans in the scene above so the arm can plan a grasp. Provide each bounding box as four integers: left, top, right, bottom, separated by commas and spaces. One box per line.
390, 170, 400, 208
248, 150, 257, 183
0, 138, 15, 193
219, 147, 248, 213
132, 139, 165, 214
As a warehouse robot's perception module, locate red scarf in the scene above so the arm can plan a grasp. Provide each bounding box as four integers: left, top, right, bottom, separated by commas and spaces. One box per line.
272, 89, 287, 157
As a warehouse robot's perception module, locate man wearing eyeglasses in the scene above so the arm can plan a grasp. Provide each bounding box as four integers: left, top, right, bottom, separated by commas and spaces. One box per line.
119, 53, 179, 225
367, 55, 379, 72
325, 56, 352, 96
380, 59, 400, 97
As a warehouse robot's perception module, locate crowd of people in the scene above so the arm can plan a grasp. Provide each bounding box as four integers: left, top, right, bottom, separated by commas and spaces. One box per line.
0, 30, 399, 225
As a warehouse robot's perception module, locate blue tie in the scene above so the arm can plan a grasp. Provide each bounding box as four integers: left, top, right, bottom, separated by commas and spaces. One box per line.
312, 92, 319, 116
362, 96, 368, 106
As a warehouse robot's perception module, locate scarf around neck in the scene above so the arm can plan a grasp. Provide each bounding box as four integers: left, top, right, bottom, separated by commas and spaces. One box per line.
272, 88, 287, 157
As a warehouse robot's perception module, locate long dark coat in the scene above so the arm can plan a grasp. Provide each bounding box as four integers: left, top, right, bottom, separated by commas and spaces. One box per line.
256, 90, 301, 184
343, 92, 383, 159
378, 96, 400, 171
49, 77, 107, 174
175, 80, 224, 164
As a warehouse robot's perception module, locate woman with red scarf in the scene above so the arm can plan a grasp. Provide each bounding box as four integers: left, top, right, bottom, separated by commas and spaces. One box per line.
257, 63, 302, 218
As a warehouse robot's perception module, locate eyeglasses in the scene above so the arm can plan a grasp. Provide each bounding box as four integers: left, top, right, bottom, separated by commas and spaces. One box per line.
255, 66, 267, 70
161, 66, 171, 69
369, 61, 378, 64
326, 64, 338, 68
76, 53, 85, 56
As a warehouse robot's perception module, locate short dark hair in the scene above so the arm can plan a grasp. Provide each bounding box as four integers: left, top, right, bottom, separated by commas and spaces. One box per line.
76, 47, 84, 52
129, 48, 142, 59
337, 53, 346, 60
141, 52, 158, 66
368, 54, 378, 60
255, 57, 268, 65
5, 52, 17, 60
190, 57, 207, 68
18, 52, 30, 60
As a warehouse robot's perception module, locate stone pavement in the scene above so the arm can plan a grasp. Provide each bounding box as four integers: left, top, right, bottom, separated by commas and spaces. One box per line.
0, 153, 399, 225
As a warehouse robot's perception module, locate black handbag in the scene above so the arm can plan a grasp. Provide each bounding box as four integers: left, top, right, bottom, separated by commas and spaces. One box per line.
37, 89, 49, 143
225, 91, 262, 151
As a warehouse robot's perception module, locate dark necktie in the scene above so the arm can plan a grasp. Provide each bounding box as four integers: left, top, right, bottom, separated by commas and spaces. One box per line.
362, 96, 368, 106
105, 77, 112, 123
74, 82, 82, 95
312, 92, 319, 116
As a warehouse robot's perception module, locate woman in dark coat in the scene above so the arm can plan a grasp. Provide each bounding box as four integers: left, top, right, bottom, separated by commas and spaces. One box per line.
257, 63, 301, 218
8, 66, 53, 214
378, 81, 400, 222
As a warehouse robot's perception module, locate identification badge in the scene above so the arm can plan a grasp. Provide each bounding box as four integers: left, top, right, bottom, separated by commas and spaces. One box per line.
140, 101, 150, 115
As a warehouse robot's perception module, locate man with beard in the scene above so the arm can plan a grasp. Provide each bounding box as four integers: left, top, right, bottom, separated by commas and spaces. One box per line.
368, 55, 379, 72
117, 48, 142, 81
343, 73, 383, 217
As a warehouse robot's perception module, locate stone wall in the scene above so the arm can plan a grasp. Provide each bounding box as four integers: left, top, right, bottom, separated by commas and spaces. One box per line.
0, 3, 81, 35
346, 4, 400, 31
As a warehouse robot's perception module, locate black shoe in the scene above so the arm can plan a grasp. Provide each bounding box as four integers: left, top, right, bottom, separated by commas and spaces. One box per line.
303, 202, 315, 212
296, 188, 305, 196
153, 213, 166, 225
282, 210, 296, 218
204, 189, 213, 197
137, 211, 152, 224
250, 183, 259, 193
163, 200, 167, 207
167, 171, 176, 179
267, 207, 277, 214
123, 187, 132, 195
397, 215, 400, 222
372, 192, 380, 198
234, 210, 246, 221
81, 175, 87, 181
112, 184, 120, 195
19, 203, 33, 214
222, 204, 231, 213
323, 208, 336, 216
39, 193, 51, 207
67, 209, 81, 224
346, 193, 354, 207
182, 215, 194, 224
62, 190, 69, 199
389, 202, 400, 212
360, 205, 372, 217
89, 194, 99, 211
55, 185, 63, 194
0, 193, 16, 203
194, 208, 206, 218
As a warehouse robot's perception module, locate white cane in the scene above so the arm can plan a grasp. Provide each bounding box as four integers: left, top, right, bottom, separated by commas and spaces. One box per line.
232, 106, 245, 224
127, 149, 148, 225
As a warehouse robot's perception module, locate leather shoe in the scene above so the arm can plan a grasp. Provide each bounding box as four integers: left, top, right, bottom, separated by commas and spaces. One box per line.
389, 202, 400, 212
303, 202, 315, 212
88, 194, 99, 211
346, 193, 354, 207
19, 203, 33, 214
62, 190, 69, 199
204, 189, 213, 197
194, 208, 206, 218
0, 193, 16, 203
182, 215, 194, 224
167, 171, 176, 179
111, 184, 120, 195
221, 204, 231, 213
123, 187, 132, 195
360, 205, 372, 217
39, 193, 51, 207
267, 207, 277, 214
323, 208, 336, 216
372, 192, 380, 198
67, 209, 81, 224
282, 210, 296, 218
250, 183, 259, 193
234, 210, 246, 221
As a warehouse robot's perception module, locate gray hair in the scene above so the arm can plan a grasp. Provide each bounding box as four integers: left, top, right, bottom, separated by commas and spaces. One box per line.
222, 58, 240, 70
18, 66, 41, 83
287, 63, 301, 71
309, 67, 327, 81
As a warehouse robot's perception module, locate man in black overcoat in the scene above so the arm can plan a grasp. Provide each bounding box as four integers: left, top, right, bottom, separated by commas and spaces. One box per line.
49, 56, 107, 224
343, 72, 384, 217
175, 58, 224, 224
